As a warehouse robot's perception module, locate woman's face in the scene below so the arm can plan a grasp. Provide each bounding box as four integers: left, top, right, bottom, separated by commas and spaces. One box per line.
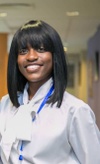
17, 46, 53, 84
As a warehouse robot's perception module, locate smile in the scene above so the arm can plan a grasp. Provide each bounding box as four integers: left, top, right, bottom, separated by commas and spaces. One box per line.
26, 65, 41, 72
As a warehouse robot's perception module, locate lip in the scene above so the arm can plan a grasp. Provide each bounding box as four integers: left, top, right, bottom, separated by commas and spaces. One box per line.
24, 63, 43, 72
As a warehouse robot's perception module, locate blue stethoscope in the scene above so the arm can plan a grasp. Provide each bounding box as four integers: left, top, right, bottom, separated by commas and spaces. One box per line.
19, 84, 54, 161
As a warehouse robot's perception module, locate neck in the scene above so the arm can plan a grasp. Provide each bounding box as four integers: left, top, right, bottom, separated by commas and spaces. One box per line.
28, 77, 51, 100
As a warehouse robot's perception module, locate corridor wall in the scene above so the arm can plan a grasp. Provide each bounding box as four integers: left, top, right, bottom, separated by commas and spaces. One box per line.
0, 33, 8, 99
87, 26, 100, 129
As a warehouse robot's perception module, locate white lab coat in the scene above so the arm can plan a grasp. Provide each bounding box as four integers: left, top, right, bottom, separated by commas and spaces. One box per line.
0, 78, 100, 164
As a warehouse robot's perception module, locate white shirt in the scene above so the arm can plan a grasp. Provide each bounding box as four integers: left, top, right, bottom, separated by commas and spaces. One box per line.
0, 78, 100, 164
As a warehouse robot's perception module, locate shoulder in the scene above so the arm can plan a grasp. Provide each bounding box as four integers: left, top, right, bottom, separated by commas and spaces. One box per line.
0, 91, 23, 107
0, 94, 11, 105
62, 91, 88, 108
0, 94, 13, 114
62, 92, 99, 138
61, 91, 95, 120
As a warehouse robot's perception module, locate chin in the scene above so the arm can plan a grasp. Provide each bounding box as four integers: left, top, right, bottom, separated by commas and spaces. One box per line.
28, 76, 51, 83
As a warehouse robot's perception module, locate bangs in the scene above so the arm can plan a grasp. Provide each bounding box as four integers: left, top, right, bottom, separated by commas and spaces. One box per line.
17, 28, 54, 52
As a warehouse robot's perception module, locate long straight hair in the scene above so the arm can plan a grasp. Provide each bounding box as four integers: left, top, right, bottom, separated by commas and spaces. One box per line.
7, 20, 68, 108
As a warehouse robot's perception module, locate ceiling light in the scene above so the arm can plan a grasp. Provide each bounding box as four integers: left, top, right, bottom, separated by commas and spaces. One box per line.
64, 46, 68, 52
66, 11, 79, 17
0, 12, 7, 17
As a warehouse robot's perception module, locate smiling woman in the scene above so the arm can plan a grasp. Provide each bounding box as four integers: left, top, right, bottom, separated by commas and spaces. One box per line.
0, 20, 100, 164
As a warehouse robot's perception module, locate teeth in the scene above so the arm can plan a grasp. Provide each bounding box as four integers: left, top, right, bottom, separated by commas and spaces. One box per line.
26, 65, 40, 71
27, 65, 39, 69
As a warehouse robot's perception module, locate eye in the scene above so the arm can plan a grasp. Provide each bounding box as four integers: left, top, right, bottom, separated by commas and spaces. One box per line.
18, 48, 28, 55
36, 46, 46, 53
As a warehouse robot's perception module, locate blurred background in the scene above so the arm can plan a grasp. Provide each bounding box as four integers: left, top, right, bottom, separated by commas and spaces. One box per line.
0, 0, 100, 128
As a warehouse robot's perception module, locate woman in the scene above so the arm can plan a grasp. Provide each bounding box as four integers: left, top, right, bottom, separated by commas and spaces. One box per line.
0, 20, 100, 164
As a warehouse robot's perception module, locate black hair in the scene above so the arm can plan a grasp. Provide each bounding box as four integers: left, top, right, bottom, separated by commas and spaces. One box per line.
7, 20, 68, 108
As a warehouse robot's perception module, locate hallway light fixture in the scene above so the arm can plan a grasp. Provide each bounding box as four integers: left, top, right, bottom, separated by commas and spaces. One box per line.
0, 3, 34, 8
66, 11, 79, 16
64, 46, 68, 52
0, 12, 7, 17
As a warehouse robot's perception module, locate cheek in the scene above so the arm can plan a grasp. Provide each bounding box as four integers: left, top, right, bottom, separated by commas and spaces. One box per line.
17, 56, 21, 66
44, 52, 52, 64
44, 56, 53, 73
17, 56, 24, 72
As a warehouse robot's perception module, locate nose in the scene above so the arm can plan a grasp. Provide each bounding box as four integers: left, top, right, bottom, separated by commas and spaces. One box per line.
26, 48, 38, 61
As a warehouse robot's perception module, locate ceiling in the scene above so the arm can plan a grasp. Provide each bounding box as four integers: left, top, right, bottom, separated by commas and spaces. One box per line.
0, 0, 100, 54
